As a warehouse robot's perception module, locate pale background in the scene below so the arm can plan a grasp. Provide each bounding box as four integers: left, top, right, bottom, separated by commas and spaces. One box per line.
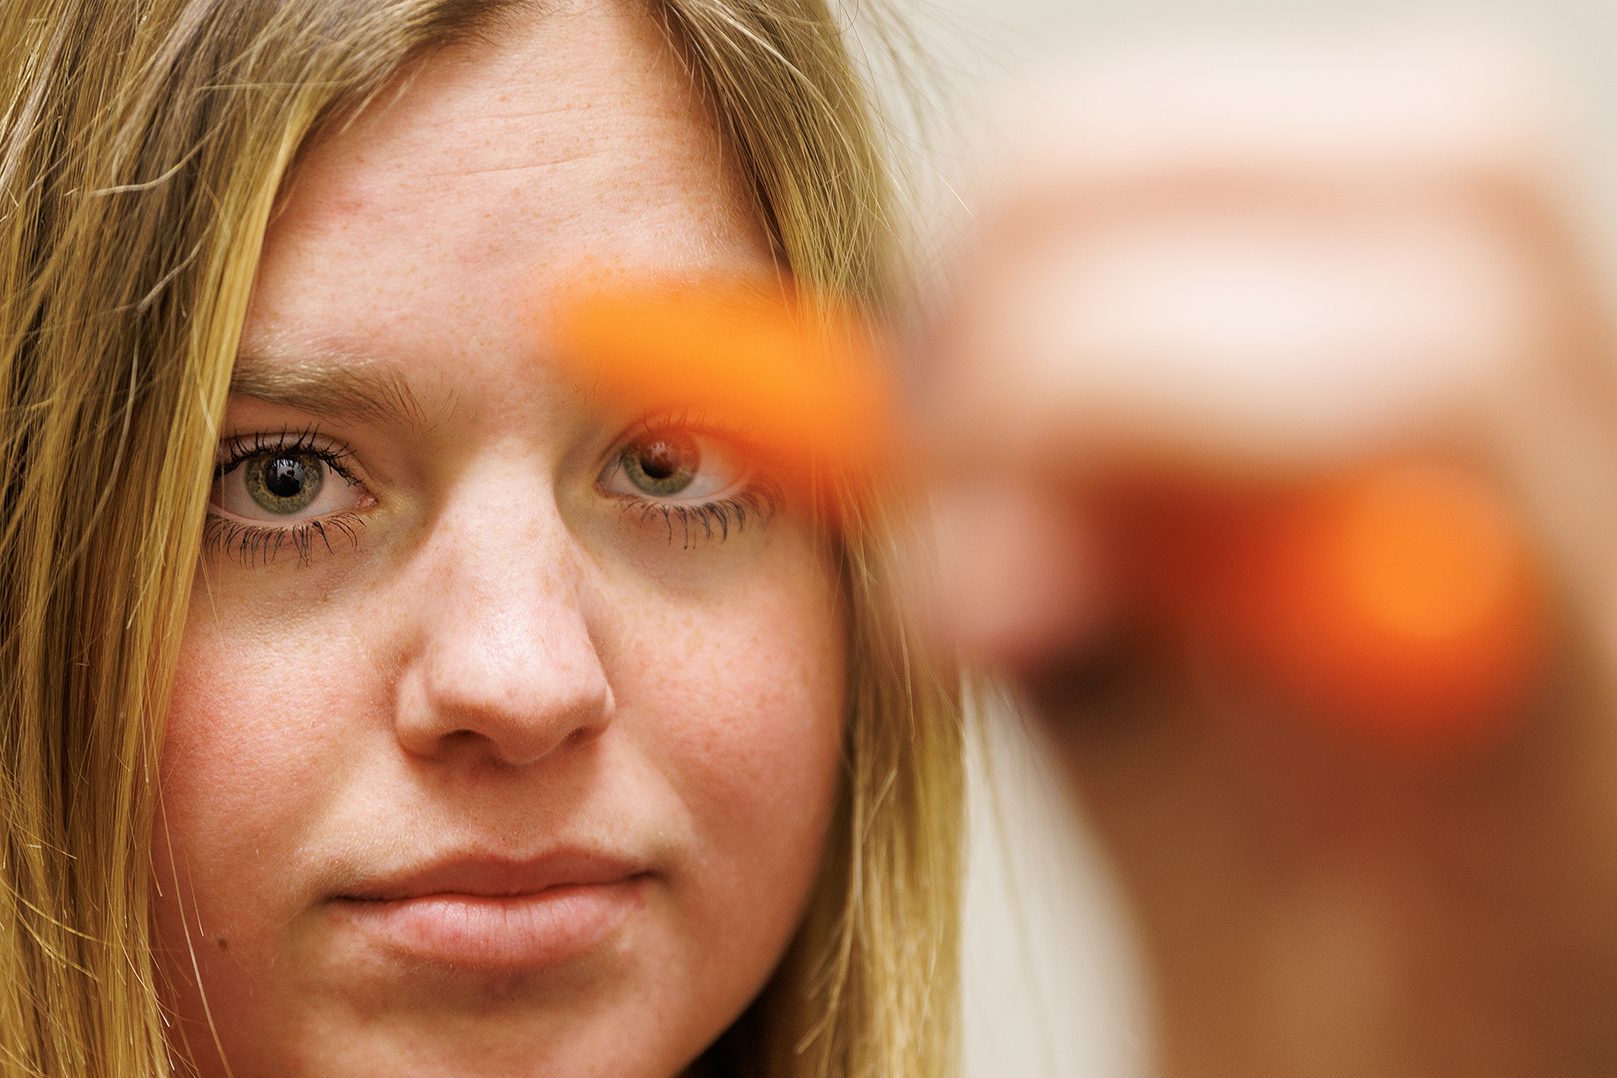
935, 3, 1617, 1077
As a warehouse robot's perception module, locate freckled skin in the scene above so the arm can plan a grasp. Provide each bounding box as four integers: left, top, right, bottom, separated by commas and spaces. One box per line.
155, 5, 846, 1077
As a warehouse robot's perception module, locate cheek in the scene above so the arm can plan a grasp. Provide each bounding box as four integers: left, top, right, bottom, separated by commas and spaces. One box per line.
165, 619, 326, 811
605, 542, 847, 919
156, 588, 367, 928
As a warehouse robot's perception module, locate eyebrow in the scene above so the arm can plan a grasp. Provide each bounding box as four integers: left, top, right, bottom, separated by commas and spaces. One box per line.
230, 352, 428, 430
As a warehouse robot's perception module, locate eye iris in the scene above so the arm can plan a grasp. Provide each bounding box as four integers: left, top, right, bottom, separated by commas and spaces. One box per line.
623, 433, 698, 496
245, 452, 324, 514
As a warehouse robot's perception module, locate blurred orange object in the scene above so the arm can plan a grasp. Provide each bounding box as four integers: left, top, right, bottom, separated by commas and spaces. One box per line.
1227, 462, 1549, 748
1110, 461, 1550, 749
554, 281, 891, 482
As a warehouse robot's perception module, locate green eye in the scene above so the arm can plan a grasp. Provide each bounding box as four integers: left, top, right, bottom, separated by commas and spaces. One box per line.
620, 432, 699, 497
244, 451, 325, 515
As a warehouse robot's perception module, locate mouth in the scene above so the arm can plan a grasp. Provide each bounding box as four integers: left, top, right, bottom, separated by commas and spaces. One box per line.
328, 852, 653, 968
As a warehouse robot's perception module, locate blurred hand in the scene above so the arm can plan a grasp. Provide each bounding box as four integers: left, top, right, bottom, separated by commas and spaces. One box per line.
924, 22, 1617, 1078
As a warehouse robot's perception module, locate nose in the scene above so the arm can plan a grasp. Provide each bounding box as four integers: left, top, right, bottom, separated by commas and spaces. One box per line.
392, 482, 613, 768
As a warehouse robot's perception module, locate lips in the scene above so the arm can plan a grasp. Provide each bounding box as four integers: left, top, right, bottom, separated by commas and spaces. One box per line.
328, 852, 652, 968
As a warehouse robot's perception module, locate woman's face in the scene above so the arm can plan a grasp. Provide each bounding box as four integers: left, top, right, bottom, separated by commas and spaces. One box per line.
155, 6, 846, 1076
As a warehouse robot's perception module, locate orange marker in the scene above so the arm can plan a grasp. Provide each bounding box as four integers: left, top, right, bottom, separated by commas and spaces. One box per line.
1145, 462, 1550, 749
558, 287, 1547, 747
554, 280, 891, 481
1228, 462, 1548, 747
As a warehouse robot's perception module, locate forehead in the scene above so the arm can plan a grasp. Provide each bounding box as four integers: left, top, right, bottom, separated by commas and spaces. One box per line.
244, 1, 770, 364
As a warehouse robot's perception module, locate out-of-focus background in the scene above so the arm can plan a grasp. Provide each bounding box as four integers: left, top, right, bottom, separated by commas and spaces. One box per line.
961, 706, 1150, 1078
935, 3, 1617, 1077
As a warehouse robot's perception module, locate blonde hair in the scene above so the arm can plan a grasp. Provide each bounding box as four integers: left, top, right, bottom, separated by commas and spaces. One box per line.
0, 1, 961, 1076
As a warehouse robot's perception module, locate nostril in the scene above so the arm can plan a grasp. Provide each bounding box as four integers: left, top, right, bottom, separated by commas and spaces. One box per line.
429, 729, 495, 756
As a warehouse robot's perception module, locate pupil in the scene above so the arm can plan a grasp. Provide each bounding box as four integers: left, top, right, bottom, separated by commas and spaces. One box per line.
639, 442, 678, 480
266, 456, 306, 498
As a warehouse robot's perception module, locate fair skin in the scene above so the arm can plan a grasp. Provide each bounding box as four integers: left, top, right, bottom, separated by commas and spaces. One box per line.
155, 5, 846, 1077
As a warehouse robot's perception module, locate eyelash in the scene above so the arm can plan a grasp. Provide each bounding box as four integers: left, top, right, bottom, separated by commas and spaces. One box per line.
604, 413, 782, 547
204, 427, 366, 568
613, 487, 781, 548
203, 416, 779, 567
203, 513, 367, 568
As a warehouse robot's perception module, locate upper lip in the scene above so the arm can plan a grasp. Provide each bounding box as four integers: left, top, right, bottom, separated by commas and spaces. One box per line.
336, 850, 648, 902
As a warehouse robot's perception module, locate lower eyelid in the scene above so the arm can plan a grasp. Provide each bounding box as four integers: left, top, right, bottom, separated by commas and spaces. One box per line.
615, 483, 782, 545
202, 512, 366, 567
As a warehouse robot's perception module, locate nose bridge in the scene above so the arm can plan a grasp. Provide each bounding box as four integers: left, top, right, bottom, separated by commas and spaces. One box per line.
394, 463, 612, 766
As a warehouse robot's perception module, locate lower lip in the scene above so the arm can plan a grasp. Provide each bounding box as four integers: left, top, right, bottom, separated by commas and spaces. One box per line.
329, 878, 648, 968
